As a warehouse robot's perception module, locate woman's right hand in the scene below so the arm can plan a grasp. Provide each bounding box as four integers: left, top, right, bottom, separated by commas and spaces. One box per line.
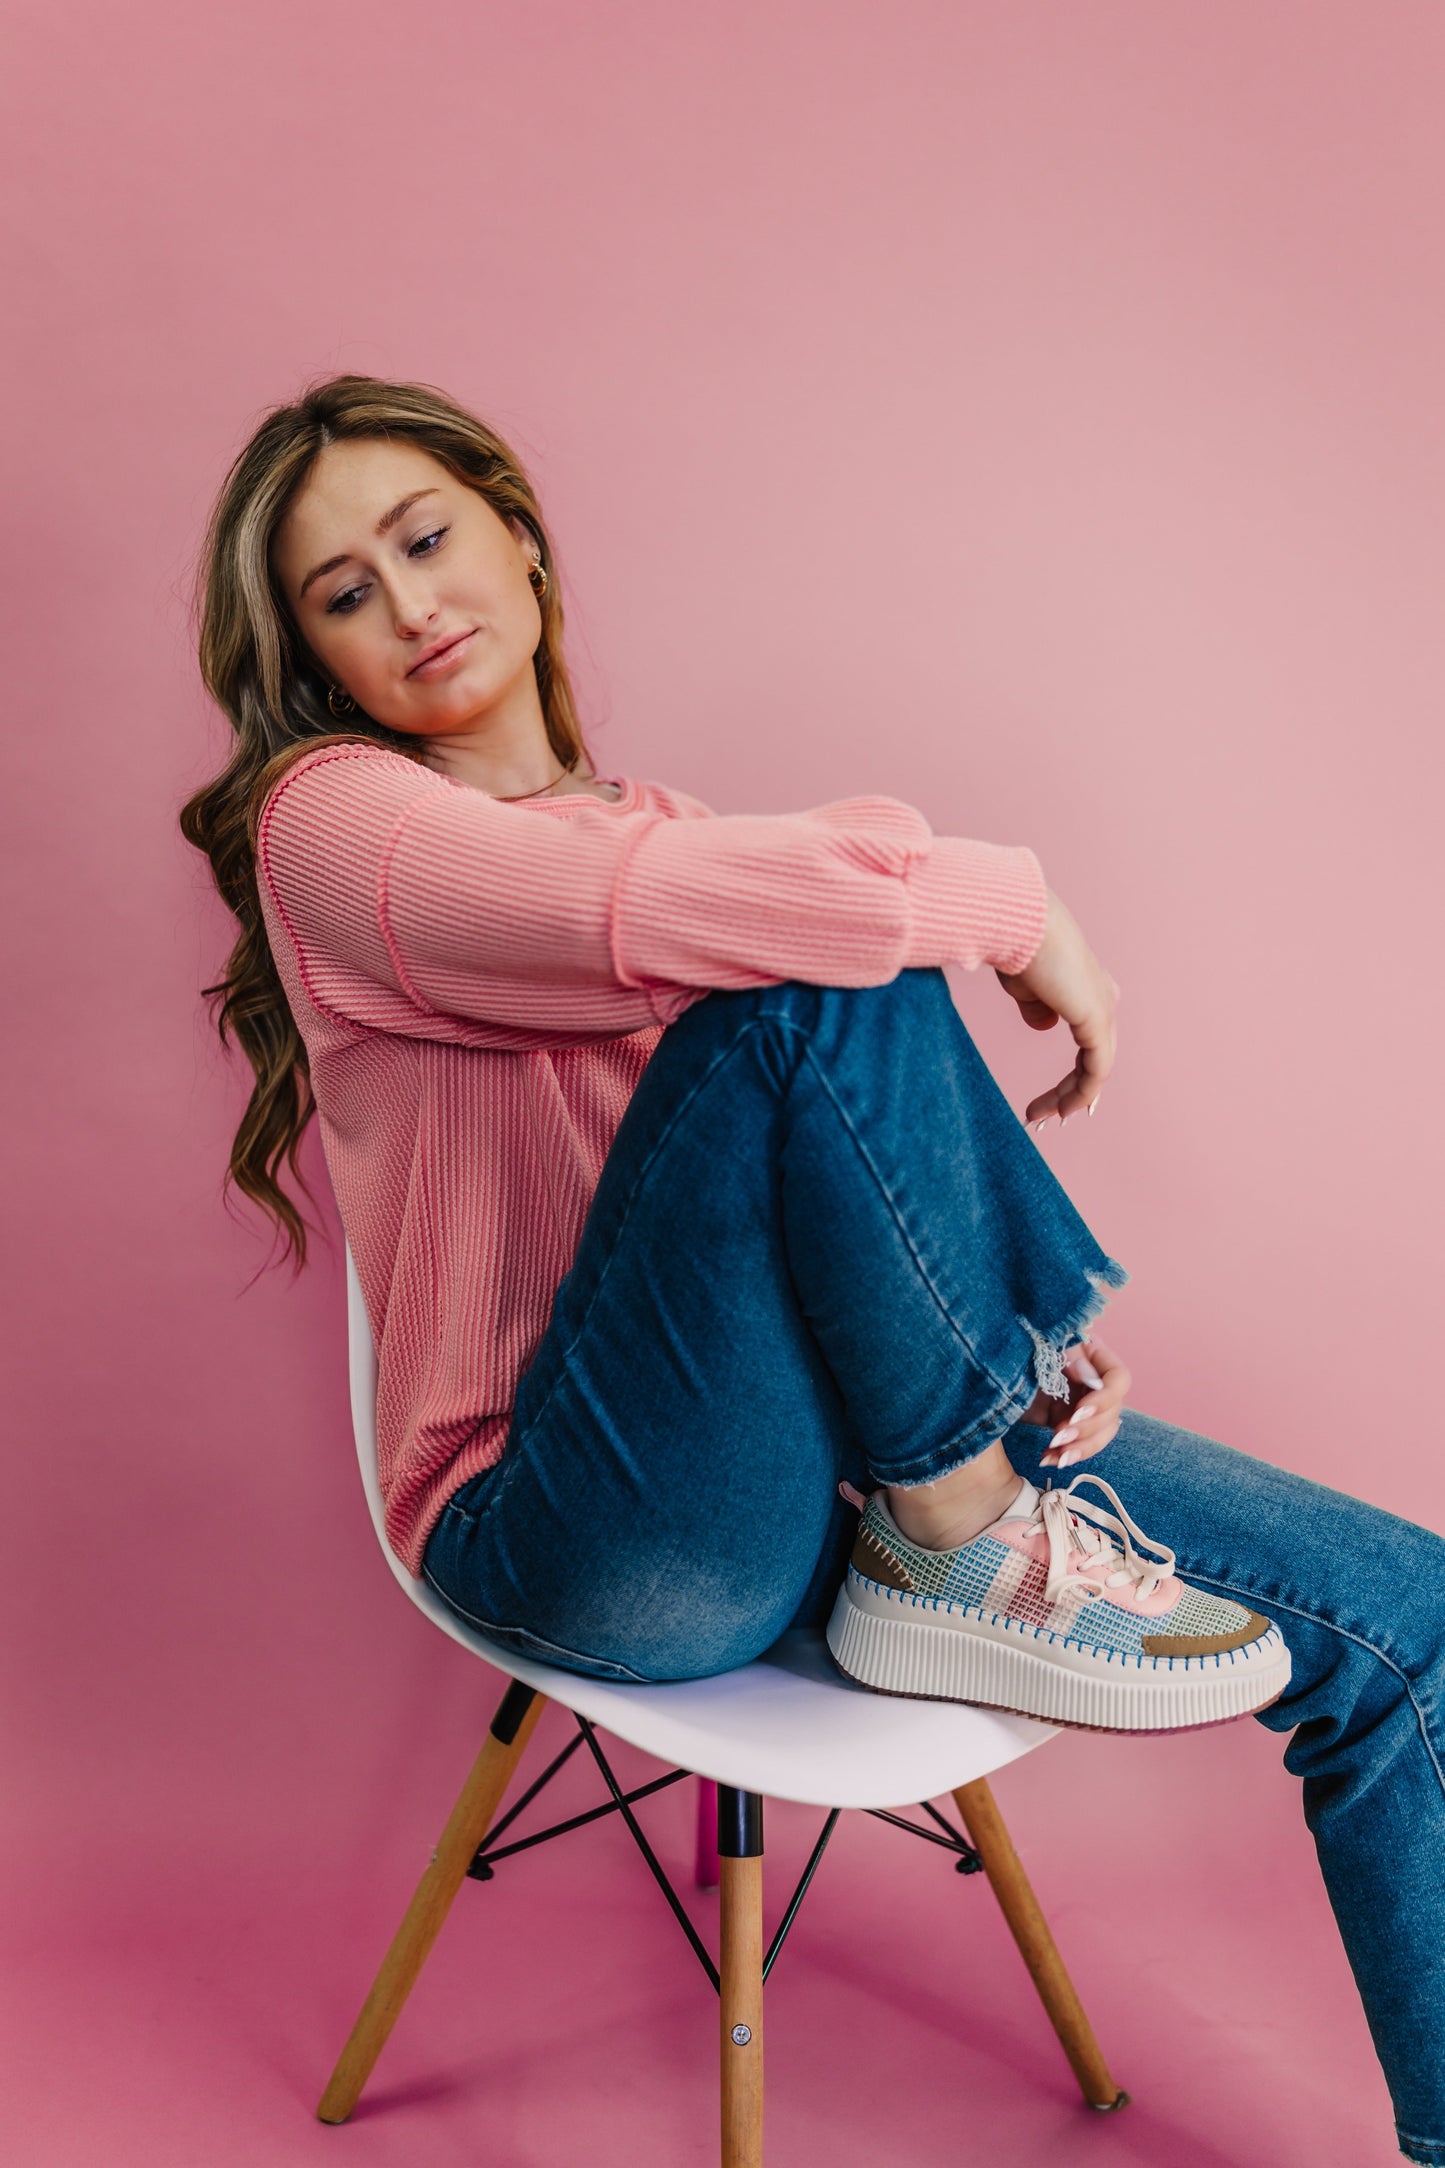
1039, 1335, 1132, 1468
995, 888, 1120, 1126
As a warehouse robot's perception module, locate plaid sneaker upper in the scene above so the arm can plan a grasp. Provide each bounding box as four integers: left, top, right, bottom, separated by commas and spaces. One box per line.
851, 1481, 1269, 1660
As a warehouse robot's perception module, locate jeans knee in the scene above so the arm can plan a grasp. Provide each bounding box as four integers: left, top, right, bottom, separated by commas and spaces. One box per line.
1351, 1519, 1445, 1691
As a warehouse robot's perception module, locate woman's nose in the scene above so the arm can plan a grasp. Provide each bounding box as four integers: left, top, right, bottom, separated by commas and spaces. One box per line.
388, 570, 439, 638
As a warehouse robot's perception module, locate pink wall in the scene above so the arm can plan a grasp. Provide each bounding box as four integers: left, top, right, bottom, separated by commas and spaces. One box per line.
3, 5, 1442, 2162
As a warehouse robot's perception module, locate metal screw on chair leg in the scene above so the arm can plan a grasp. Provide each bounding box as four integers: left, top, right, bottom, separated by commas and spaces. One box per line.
718, 1788, 764, 2166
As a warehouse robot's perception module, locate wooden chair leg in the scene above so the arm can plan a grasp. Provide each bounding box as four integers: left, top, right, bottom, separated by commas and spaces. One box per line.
317, 1677, 547, 2125
717, 1788, 764, 2167
952, 1776, 1128, 2112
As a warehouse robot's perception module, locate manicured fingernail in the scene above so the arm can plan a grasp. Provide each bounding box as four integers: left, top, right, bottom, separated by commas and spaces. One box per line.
1032, 1119, 1049, 1134
1088, 1097, 1101, 1117
1074, 1360, 1105, 1389
1057, 1449, 1081, 1467
1072, 1402, 1096, 1422
1054, 1427, 1078, 1447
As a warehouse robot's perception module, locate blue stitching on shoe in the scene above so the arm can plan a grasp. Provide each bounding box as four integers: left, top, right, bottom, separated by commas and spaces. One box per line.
849, 1568, 1282, 1674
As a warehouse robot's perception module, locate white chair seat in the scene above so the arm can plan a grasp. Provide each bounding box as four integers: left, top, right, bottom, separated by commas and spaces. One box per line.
346, 1242, 1059, 1810
325, 1244, 1129, 2151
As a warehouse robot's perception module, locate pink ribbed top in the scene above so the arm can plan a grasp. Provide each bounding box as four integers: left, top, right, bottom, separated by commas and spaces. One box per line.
255, 742, 1049, 1574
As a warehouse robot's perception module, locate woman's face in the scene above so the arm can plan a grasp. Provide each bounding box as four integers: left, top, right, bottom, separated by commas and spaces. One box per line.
272, 437, 543, 739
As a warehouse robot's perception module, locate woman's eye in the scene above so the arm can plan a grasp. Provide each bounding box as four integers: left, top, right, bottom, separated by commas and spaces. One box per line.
324, 529, 447, 614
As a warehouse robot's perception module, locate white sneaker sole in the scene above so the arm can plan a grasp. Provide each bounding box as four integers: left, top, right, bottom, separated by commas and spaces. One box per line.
826, 1573, 1292, 1733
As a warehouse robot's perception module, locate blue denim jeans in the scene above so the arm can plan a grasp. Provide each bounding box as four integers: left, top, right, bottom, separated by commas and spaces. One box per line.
423, 970, 1445, 2163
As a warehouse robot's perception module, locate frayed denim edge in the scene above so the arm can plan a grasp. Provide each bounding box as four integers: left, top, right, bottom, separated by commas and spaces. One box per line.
1021, 1260, 1130, 1401
880, 1255, 1129, 1491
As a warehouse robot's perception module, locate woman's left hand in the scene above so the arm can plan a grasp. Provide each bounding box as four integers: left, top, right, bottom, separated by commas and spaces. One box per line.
1031, 1334, 1132, 1471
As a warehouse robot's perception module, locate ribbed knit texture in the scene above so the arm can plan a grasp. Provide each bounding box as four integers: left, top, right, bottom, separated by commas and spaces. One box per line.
255, 742, 1049, 1574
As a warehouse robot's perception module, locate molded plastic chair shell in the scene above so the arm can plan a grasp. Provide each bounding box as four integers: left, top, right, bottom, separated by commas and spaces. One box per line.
345, 1240, 1058, 1809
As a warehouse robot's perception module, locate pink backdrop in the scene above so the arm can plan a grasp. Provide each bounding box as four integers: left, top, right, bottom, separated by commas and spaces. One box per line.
4, 4, 1442, 2162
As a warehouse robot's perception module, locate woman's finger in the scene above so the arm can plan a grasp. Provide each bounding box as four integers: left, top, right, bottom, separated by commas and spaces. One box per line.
1051, 1339, 1127, 1427
1001, 890, 1119, 1127
1064, 1345, 1105, 1392
1026, 1041, 1112, 1126
1040, 1335, 1129, 1467
1040, 1412, 1119, 1468
1082, 1333, 1129, 1394
993, 971, 1061, 1035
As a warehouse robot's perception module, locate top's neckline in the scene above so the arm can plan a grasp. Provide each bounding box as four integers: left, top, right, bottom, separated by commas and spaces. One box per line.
437, 768, 638, 814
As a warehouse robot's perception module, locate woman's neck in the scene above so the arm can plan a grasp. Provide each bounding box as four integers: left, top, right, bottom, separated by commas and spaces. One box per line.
418, 696, 613, 799
420, 726, 618, 803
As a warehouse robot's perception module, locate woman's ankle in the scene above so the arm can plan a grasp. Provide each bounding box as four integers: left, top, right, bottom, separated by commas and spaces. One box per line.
885, 1441, 1023, 1553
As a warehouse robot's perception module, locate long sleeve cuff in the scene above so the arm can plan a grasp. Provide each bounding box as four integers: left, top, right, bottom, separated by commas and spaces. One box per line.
903, 838, 1049, 974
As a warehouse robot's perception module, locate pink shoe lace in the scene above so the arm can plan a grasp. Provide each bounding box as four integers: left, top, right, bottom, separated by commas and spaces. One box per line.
1036, 1473, 1178, 1605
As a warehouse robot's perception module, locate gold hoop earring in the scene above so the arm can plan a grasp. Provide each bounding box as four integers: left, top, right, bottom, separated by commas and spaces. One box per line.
327, 684, 357, 717
527, 557, 549, 599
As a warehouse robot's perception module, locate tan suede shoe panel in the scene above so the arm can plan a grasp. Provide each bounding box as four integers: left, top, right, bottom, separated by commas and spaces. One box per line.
851, 1525, 916, 1593
1141, 1608, 1272, 1657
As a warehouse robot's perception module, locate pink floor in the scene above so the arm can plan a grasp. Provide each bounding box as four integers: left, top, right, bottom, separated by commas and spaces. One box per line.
3, 1682, 1401, 2168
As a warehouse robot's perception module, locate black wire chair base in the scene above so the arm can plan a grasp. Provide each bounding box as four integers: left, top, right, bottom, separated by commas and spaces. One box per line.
465, 1711, 983, 1992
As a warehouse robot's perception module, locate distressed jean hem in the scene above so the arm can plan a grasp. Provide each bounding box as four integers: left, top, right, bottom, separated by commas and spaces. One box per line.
876, 1254, 1129, 1490
1396, 2132, 1445, 2165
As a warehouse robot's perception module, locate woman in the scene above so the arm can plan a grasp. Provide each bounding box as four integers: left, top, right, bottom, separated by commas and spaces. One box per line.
182, 373, 1445, 2163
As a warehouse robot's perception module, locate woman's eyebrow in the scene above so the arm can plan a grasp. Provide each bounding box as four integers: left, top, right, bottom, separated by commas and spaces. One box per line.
297, 489, 442, 599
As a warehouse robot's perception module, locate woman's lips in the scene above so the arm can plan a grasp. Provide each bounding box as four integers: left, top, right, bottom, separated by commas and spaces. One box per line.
408, 628, 477, 679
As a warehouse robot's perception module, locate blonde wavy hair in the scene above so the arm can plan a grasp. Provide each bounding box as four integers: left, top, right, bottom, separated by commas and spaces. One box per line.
179, 373, 593, 1269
